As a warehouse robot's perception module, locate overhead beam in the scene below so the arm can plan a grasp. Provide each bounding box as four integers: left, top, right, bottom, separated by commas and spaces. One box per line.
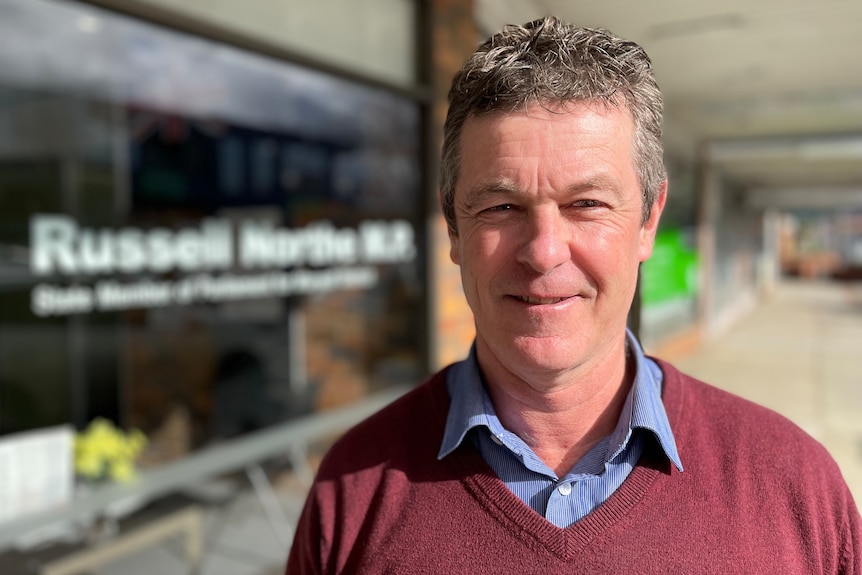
706, 134, 862, 163
747, 186, 862, 210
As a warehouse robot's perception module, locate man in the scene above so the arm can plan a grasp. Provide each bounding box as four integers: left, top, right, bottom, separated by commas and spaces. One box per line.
287, 17, 860, 573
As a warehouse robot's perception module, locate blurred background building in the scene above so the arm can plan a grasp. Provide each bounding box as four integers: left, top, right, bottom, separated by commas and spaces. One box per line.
0, 0, 860, 573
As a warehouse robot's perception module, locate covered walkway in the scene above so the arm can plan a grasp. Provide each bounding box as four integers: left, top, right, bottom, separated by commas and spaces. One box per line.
669, 279, 862, 503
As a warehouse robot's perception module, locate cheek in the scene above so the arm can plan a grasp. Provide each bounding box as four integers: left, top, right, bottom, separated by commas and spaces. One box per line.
571, 226, 641, 280
457, 235, 514, 299
462, 229, 506, 265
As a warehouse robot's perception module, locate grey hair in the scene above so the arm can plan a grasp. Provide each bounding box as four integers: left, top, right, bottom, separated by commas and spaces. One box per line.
440, 17, 666, 234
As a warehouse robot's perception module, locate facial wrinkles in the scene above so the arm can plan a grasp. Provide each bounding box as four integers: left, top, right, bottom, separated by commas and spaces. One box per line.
460, 191, 625, 307
459, 180, 519, 219
448, 103, 657, 402
459, 110, 639, 250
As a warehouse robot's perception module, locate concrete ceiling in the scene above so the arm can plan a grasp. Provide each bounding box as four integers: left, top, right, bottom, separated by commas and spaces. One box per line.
476, 0, 862, 203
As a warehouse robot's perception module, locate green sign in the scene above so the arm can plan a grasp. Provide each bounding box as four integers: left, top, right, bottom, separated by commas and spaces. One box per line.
641, 229, 699, 306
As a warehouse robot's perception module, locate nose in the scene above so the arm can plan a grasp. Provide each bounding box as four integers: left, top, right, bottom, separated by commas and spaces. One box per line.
515, 207, 570, 274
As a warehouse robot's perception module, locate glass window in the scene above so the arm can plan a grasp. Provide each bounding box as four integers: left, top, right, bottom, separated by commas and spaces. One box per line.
0, 0, 424, 464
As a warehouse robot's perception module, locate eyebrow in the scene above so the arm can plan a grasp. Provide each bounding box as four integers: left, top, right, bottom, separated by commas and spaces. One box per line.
461, 180, 522, 210
566, 176, 625, 198
462, 175, 624, 209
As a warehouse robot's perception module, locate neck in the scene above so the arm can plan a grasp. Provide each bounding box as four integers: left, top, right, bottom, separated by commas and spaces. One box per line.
481, 340, 634, 477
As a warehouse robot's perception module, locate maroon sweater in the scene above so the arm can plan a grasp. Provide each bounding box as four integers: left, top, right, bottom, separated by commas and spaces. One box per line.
286, 360, 861, 574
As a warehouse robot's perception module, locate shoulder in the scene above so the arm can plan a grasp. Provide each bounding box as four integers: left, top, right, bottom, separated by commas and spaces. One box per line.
287, 371, 455, 573
654, 358, 861, 568
314, 368, 451, 480
656, 358, 820, 446
654, 357, 851, 488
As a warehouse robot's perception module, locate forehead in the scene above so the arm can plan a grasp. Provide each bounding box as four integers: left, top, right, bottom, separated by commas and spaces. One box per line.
462, 99, 634, 139
456, 102, 638, 191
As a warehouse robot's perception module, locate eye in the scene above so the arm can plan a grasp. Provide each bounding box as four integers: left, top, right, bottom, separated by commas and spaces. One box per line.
483, 203, 515, 213
571, 199, 606, 209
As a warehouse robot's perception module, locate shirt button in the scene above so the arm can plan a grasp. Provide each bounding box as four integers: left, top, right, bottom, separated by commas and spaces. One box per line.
491, 434, 503, 446
557, 482, 572, 496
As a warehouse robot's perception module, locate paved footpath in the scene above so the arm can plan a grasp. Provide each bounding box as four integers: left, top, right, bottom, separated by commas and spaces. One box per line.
670, 279, 862, 504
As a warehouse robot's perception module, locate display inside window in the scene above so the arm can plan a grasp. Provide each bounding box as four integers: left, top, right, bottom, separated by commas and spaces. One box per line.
0, 0, 424, 462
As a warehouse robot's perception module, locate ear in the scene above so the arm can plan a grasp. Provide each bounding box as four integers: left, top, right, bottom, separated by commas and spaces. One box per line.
448, 226, 461, 265
638, 181, 667, 262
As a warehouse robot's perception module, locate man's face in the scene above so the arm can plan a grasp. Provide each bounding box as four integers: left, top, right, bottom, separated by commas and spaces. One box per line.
449, 102, 666, 387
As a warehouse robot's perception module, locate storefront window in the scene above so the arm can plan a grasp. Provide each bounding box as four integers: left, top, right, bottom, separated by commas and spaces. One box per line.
0, 0, 423, 462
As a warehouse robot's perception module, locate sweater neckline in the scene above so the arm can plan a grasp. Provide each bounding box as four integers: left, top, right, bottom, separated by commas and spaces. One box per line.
434, 359, 684, 561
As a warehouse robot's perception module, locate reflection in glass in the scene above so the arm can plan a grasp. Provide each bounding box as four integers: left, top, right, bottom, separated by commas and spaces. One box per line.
0, 0, 423, 467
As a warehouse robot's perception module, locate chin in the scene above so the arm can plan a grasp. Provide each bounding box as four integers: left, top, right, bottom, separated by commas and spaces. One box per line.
503, 335, 588, 374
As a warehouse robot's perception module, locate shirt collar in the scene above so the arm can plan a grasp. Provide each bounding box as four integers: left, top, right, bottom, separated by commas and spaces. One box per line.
438, 342, 491, 459
438, 330, 683, 472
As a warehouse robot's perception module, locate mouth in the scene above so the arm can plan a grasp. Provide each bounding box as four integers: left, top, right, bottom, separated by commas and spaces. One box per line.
514, 295, 572, 305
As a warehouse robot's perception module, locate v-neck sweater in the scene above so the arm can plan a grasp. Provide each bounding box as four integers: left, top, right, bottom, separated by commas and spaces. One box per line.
286, 359, 861, 574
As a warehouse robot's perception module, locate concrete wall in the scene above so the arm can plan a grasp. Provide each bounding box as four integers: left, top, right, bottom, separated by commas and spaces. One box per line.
709, 180, 764, 335
695, 160, 774, 342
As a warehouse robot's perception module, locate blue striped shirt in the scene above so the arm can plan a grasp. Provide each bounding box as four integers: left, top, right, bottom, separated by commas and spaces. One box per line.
438, 330, 683, 528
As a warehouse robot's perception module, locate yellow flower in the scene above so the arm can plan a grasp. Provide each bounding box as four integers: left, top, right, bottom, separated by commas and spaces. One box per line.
127, 429, 147, 454
75, 450, 104, 478
109, 460, 135, 483
74, 418, 148, 483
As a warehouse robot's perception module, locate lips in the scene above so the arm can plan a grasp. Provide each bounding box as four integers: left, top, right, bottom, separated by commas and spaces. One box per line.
516, 295, 571, 305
